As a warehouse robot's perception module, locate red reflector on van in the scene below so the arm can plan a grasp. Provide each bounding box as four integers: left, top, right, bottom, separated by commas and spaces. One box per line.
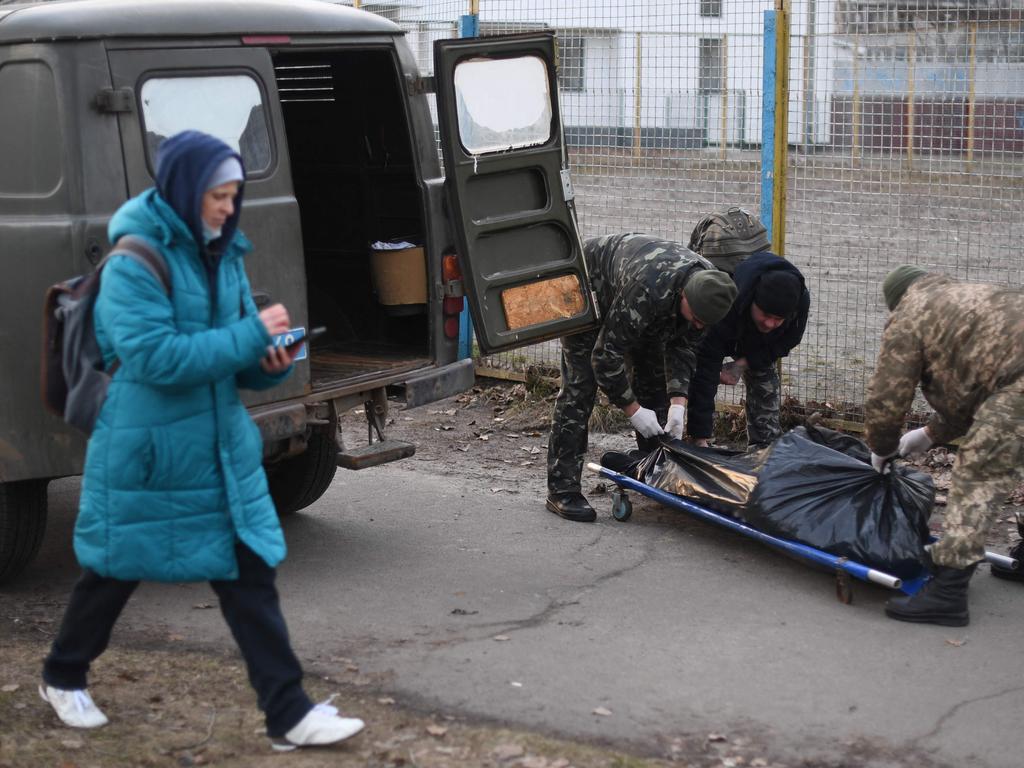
242, 35, 291, 45
442, 253, 462, 282
443, 296, 463, 315
444, 317, 460, 339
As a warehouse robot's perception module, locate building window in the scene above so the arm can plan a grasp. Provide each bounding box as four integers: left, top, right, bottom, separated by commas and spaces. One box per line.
700, 0, 722, 18
557, 32, 585, 92
699, 38, 725, 93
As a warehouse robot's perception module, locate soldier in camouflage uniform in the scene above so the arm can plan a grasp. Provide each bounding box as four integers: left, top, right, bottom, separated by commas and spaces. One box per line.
546, 233, 737, 522
865, 265, 1024, 627
685, 209, 810, 450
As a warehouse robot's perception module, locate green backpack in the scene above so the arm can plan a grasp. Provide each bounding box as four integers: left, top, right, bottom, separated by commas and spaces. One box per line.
688, 207, 770, 275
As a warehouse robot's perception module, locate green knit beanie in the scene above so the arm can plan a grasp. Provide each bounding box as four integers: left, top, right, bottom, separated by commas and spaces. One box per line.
683, 269, 738, 325
882, 265, 927, 311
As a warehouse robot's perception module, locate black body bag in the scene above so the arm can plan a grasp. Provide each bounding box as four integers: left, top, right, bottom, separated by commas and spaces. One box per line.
603, 425, 933, 578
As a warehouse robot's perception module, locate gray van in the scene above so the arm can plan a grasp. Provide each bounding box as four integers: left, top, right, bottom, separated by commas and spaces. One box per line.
0, 0, 600, 582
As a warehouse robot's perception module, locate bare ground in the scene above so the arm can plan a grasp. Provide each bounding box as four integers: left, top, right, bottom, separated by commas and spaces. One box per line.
1, 380, 1020, 768
0, 633, 695, 768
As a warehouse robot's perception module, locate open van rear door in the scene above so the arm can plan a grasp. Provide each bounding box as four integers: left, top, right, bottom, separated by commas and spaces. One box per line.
434, 33, 598, 355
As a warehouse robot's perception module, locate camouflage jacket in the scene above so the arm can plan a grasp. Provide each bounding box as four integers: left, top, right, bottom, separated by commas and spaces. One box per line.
583, 233, 712, 408
864, 274, 1024, 454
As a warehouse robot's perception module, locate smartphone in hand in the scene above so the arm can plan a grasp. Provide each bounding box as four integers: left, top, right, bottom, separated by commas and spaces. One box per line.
284, 326, 327, 355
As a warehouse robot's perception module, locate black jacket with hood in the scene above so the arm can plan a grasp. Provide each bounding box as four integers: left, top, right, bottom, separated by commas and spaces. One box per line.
687, 252, 810, 439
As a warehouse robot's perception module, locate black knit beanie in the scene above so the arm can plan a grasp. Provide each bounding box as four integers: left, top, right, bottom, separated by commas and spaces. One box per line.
753, 271, 802, 318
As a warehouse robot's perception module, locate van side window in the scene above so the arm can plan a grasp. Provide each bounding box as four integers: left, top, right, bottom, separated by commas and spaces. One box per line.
0, 61, 62, 196
139, 75, 272, 174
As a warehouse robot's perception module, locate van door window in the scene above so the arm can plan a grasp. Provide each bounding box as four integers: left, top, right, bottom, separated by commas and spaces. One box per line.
453, 56, 552, 154
139, 75, 272, 173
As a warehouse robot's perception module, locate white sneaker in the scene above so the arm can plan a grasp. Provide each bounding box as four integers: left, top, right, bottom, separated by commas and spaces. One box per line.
271, 699, 365, 751
39, 684, 109, 729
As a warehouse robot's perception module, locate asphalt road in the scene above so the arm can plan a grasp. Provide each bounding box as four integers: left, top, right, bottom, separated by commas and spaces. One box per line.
29, 436, 1024, 768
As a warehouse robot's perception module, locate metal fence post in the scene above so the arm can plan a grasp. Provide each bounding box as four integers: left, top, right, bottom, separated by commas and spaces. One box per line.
905, 30, 916, 171
760, 9, 777, 241
852, 32, 861, 164
763, 3, 792, 383
457, 0, 479, 360
966, 23, 977, 172
721, 33, 729, 159
772, 1, 790, 257
459, 0, 479, 39
633, 32, 643, 158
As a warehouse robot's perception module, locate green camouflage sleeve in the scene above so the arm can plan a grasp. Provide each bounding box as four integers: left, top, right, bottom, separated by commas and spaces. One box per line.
863, 315, 923, 455
591, 283, 650, 408
663, 326, 703, 398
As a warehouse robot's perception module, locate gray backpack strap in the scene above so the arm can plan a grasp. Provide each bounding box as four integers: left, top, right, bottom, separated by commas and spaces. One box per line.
108, 235, 172, 295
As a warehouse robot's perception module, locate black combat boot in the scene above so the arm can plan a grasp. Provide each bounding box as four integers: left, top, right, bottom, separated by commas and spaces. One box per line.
885, 561, 977, 627
990, 540, 1024, 582
546, 492, 596, 523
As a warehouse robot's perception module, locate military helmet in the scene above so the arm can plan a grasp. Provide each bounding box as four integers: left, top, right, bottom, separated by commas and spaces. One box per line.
688, 207, 770, 274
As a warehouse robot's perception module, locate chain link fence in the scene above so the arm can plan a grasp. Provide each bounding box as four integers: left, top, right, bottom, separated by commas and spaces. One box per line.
345, 0, 1024, 423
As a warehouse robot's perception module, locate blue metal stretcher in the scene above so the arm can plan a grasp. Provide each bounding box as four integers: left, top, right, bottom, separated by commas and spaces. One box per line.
587, 462, 1018, 602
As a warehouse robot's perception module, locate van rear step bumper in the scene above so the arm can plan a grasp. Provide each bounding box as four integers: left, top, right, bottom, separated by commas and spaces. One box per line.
401, 358, 475, 409
337, 439, 415, 470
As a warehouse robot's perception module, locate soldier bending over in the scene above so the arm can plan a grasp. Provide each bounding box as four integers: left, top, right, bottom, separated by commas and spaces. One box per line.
546, 234, 737, 522
866, 265, 1024, 626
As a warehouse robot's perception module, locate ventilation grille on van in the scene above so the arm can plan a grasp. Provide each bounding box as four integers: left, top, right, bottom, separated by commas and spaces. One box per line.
275, 64, 335, 103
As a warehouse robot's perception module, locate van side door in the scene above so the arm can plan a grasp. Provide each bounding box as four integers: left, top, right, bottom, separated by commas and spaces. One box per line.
434, 33, 598, 355
106, 46, 307, 403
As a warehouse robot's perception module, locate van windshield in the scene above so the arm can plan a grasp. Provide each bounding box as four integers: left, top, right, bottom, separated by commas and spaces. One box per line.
140, 74, 272, 174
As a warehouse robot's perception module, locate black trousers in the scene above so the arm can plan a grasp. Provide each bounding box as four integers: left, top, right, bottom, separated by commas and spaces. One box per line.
43, 542, 313, 737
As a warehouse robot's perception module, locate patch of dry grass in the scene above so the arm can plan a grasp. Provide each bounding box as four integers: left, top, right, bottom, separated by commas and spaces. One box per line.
0, 630, 686, 768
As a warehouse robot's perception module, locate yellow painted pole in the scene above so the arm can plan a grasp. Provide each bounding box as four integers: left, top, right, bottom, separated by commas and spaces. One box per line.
852, 32, 861, 163
634, 32, 643, 159
772, 1, 790, 257
801, 20, 811, 145
469, 0, 479, 14
721, 34, 729, 159
353, 0, 360, 7
905, 31, 915, 170
966, 23, 977, 170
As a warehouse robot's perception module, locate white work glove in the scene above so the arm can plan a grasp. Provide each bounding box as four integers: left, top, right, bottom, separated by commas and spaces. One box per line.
870, 451, 895, 474
628, 406, 665, 439
665, 404, 686, 439
898, 427, 933, 458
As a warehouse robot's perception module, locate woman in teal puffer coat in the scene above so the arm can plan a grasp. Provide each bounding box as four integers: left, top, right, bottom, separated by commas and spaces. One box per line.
40, 131, 364, 750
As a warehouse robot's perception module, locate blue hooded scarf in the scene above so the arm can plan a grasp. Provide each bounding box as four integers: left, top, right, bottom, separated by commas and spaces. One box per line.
154, 130, 246, 257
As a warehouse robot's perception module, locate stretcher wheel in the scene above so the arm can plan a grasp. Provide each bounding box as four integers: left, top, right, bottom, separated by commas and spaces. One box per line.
611, 490, 632, 522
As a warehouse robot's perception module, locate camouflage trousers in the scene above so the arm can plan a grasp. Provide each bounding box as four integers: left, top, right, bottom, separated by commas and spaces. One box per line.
547, 330, 668, 495
928, 378, 1024, 569
742, 365, 782, 450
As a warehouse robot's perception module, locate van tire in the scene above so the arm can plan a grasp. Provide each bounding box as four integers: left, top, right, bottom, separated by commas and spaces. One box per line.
0, 480, 48, 584
268, 431, 339, 516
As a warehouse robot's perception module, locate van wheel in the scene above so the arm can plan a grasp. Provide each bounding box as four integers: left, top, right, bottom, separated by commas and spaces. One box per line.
268, 431, 339, 516
0, 480, 48, 584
